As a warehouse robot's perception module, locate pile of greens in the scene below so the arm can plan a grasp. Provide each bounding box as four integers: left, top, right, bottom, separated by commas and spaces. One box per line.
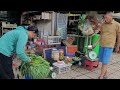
20, 54, 50, 79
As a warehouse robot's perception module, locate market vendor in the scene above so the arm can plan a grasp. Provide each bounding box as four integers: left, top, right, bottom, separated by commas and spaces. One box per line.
0, 24, 38, 79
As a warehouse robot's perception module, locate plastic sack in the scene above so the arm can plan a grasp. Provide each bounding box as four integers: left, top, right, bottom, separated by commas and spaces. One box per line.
82, 19, 94, 35
12, 57, 22, 69
78, 14, 87, 30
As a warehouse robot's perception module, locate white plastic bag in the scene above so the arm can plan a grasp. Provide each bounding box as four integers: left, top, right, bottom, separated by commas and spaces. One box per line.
82, 19, 94, 35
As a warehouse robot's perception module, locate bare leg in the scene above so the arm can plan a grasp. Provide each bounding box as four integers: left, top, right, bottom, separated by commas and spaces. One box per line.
99, 64, 108, 79
104, 70, 108, 76
104, 62, 110, 78
103, 70, 108, 79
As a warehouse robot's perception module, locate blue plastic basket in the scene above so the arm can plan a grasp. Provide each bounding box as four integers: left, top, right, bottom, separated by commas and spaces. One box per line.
25, 75, 32, 79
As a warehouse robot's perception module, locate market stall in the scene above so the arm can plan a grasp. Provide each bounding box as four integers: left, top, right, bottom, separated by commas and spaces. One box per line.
0, 11, 105, 79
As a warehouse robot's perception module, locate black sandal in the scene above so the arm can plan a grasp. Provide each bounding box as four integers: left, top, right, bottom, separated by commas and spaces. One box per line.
103, 76, 108, 79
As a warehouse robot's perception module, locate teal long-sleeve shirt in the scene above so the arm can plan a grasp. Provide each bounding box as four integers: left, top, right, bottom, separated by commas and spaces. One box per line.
0, 26, 30, 62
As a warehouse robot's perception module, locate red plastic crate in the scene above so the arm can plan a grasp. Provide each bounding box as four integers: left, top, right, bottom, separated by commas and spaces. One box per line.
66, 45, 78, 54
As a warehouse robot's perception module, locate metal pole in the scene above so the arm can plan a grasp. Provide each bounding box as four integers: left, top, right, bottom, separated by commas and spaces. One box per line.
85, 35, 88, 55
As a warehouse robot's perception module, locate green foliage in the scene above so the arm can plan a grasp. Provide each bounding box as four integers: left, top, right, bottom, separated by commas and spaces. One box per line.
20, 54, 50, 79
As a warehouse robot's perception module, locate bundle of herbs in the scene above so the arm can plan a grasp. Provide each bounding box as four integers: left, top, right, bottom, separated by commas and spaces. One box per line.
20, 54, 50, 79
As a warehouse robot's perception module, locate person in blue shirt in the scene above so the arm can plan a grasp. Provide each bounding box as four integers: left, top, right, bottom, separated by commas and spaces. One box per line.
0, 25, 38, 79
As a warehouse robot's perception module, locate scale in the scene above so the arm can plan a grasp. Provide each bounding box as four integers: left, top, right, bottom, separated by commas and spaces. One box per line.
85, 35, 97, 61
78, 14, 99, 61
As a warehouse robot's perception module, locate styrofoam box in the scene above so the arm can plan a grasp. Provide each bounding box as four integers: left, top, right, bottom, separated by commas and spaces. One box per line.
42, 12, 51, 19
2, 22, 6, 27
53, 63, 72, 74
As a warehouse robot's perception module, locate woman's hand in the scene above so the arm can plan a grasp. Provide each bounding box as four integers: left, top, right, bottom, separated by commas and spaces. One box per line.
28, 58, 32, 63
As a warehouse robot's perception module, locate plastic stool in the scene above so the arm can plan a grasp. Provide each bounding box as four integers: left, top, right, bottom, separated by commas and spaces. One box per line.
84, 60, 99, 71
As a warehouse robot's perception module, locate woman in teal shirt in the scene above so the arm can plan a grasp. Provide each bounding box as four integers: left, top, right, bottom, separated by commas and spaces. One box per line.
0, 25, 38, 79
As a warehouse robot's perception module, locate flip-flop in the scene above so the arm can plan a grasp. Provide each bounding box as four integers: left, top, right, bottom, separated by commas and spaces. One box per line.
103, 76, 108, 79
98, 76, 104, 79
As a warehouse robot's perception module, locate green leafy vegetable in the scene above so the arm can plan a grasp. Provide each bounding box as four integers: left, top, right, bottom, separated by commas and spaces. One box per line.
20, 54, 50, 79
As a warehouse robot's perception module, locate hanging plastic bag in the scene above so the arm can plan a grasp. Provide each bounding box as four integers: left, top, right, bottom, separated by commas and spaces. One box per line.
82, 19, 94, 35
78, 14, 87, 31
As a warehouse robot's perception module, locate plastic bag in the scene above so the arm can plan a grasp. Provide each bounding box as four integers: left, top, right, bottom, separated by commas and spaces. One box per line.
78, 14, 87, 30
12, 57, 22, 68
82, 19, 94, 35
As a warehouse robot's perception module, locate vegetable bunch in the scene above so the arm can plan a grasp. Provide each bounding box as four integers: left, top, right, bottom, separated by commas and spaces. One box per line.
20, 54, 50, 79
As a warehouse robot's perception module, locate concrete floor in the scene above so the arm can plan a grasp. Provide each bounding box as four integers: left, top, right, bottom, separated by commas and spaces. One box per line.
15, 53, 120, 79
51, 53, 120, 79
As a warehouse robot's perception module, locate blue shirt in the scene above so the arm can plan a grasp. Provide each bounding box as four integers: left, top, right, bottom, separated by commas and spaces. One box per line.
0, 26, 30, 62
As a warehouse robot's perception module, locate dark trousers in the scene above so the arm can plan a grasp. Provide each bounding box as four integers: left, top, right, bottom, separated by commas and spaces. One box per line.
0, 53, 14, 79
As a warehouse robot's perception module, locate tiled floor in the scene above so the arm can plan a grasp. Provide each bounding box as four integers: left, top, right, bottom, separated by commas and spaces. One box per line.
53, 53, 120, 79
14, 53, 120, 79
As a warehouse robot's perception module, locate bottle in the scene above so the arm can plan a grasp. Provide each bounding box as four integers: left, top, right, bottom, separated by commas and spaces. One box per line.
79, 61, 82, 66
53, 50, 59, 61
59, 49, 64, 60
51, 48, 57, 58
